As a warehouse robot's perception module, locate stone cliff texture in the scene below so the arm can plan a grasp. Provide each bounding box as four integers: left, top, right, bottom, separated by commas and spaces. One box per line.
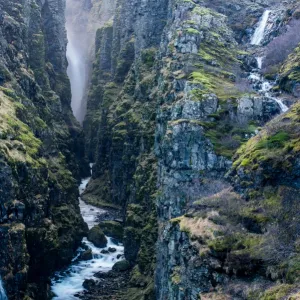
83, 0, 300, 299
0, 0, 88, 299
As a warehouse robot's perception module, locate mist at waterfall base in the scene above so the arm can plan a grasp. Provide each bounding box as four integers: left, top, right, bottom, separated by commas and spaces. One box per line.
0, 276, 8, 300
51, 176, 124, 299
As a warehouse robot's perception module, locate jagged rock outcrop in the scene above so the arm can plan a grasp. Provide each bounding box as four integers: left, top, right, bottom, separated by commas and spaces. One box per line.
0, 0, 88, 298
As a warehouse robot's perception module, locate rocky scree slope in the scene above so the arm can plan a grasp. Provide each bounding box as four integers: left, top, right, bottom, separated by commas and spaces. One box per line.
0, 0, 88, 299
82, 0, 300, 299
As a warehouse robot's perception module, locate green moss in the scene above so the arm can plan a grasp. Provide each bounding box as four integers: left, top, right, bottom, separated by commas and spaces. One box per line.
261, 284, 294, 300
171, 266, 181, 285
6, 116, 42, 157
285, 256, 300, 283
184, 28, 200, 35
141, 48, 157, 68
280, 45, 300, 91
208, 232, 262, 256
192, 6, 222, 17
233, 103, 300, 173
256, 131, 290, 150
0, 87, 19, 100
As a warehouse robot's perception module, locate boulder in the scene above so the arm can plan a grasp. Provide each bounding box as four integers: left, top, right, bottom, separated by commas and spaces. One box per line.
87, 225, 107, 248
99, 221, 123, 241
80, 249, 93, 261
112, 260, 130, 272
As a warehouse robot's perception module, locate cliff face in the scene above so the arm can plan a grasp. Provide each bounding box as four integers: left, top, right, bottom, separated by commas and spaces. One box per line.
84, 0, 300, 299
0, 0, 87, 298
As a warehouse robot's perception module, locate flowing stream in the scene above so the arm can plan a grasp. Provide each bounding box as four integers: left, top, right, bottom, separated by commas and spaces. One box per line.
248, 57, 288, 113
51, 170, 124, 299
251, 10, 271, 45
0, 276, 7, 300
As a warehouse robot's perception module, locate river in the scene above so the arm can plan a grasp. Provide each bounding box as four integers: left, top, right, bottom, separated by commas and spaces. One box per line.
51, 172, 124, 299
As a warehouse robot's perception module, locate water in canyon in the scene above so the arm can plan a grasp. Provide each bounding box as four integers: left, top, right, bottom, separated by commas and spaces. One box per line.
0, 276, 7, 300
251, 10, 271, 45
51, 172, 124, 299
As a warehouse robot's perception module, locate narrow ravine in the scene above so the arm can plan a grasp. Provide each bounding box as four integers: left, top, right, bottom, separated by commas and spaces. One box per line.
51, 168, 124, 299
0, 276, 7, 300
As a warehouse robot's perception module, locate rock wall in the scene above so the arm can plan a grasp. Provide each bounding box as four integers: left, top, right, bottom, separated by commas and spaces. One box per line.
0, 0, 88, 298
83, 0, 300, 299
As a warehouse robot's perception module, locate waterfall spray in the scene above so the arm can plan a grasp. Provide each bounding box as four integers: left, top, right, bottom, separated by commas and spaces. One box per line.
0, 276, 8, 300
251, 10, 271, 45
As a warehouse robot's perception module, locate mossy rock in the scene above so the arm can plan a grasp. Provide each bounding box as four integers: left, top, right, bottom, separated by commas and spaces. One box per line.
112, 260, 130, 272
99, 221, 123, 241
87, 225, 107, 248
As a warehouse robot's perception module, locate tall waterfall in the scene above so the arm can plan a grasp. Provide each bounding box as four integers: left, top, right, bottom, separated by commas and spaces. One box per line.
0, 276, 8, 300
251, 10, 271, 45
66, 30, 88, 124
65, 0, 92, 124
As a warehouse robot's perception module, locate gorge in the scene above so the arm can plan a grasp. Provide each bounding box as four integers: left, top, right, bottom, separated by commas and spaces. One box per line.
0, 0, 299, 300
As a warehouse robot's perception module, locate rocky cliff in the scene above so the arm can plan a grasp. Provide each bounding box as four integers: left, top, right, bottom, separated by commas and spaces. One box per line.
0, 0, 88, 299
83, 0, 300, 299
0, 0, 299, 299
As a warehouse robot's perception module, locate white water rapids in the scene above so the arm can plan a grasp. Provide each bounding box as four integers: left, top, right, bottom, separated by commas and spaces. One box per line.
251, 10, 271, 45
0, 276, 7, 300
51, 172, 124, 299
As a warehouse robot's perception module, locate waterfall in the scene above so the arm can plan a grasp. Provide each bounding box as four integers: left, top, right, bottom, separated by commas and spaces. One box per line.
65, 0, 92, 124
251, 10, 271, 45
256, 57, 263, 69
0, 276, 8, 300
273, 98, 289, 112
66, 31, 88, 124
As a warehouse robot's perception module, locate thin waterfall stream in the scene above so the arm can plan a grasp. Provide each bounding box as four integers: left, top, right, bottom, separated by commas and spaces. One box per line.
249, 10, 288, 113
51, 167, 124, 299
0, 276, 8, 300
251, 10, 271, 45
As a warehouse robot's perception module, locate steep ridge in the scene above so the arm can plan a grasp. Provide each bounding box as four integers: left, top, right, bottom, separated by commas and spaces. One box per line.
0, 0, 88, 299
82, 0, 300, 299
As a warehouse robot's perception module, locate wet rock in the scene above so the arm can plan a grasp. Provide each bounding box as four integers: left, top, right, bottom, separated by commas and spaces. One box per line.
101, 249, 109, 254
80, 249, 93, 261
108, 247, 117, 253
87, 226, 107, 248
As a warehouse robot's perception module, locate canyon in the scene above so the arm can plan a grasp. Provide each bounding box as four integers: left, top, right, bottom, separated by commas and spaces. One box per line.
0, 0, 299, 299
